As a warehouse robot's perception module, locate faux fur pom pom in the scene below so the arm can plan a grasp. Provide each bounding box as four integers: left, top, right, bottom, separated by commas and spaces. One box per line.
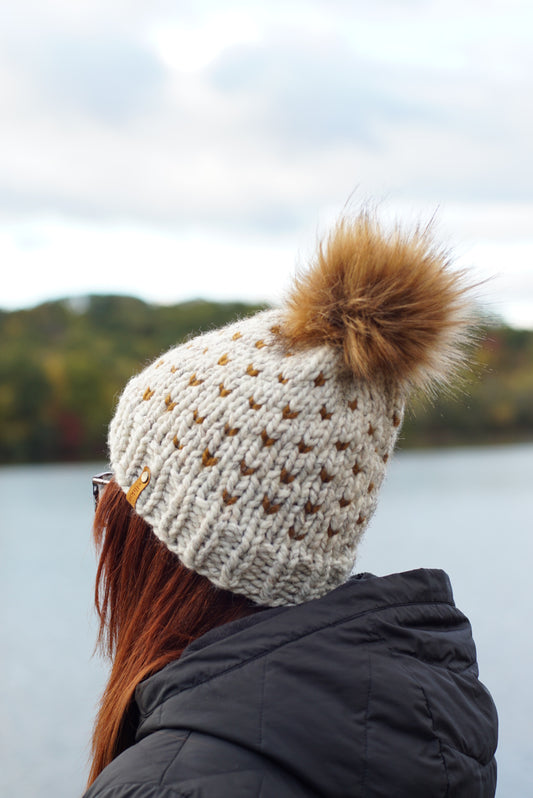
281, 213, 475, 395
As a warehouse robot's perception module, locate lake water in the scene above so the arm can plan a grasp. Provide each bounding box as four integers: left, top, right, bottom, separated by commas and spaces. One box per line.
1, 444, 532, 797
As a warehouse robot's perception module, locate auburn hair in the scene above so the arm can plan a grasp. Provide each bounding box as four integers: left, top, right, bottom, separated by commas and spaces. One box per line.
88, 479, 260, 787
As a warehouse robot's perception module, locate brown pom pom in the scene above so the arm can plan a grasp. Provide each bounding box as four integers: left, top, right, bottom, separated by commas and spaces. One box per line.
281, 213, 476, 395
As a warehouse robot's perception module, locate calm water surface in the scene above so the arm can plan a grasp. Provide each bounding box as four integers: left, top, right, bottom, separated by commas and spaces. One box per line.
1, 444, 531, 797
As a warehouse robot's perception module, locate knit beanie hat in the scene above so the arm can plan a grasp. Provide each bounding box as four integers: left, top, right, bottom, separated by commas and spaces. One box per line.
108, 213, 472, 607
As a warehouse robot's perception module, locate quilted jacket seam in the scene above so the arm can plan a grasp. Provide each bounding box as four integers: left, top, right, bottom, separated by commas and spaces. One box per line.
420, 684, 450, 798
158, 731, 191, 787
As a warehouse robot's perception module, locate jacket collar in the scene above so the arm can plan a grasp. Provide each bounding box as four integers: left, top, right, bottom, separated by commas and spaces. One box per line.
135, 568, 454, 723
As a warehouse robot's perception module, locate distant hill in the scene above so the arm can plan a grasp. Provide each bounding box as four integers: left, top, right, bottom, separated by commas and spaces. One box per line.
0, 296, 532, 463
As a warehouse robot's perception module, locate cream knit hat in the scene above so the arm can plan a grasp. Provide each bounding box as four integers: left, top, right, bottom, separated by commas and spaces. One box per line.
109, 214, 472, 606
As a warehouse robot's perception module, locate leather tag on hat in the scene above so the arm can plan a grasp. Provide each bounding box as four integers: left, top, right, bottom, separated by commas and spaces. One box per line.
126, 466, 151, 508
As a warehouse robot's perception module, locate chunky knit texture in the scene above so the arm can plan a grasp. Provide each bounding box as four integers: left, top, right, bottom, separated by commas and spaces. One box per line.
108, 214, 473, 606
109, 310, 402, 605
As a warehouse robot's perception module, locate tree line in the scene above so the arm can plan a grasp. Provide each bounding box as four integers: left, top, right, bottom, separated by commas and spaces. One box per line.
1, 295, 532, 463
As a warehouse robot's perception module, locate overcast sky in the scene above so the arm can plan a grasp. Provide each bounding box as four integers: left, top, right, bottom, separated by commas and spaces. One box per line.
1, 0, 532, 326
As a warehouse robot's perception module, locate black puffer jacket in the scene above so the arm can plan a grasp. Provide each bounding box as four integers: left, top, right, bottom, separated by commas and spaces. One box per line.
85, 569, 498, 797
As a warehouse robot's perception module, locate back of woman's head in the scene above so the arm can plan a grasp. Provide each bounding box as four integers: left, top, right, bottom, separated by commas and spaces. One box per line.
89, 479, 258, 785
89, 211, 477, 785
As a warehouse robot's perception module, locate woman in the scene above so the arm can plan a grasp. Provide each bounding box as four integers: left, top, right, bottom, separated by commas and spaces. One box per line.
85, 214, 498, 797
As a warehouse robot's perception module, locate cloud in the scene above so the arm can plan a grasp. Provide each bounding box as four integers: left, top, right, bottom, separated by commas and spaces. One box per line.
0, 0, 531, 236
21, 35, 166, 122
208, 36, 431, 150
0, 0, 530, 322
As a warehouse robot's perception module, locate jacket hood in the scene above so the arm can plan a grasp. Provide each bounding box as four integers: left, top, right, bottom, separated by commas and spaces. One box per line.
135, 569, 497, 797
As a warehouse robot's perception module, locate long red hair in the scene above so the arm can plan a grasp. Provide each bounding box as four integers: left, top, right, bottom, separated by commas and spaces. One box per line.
88, 479, 260, 787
